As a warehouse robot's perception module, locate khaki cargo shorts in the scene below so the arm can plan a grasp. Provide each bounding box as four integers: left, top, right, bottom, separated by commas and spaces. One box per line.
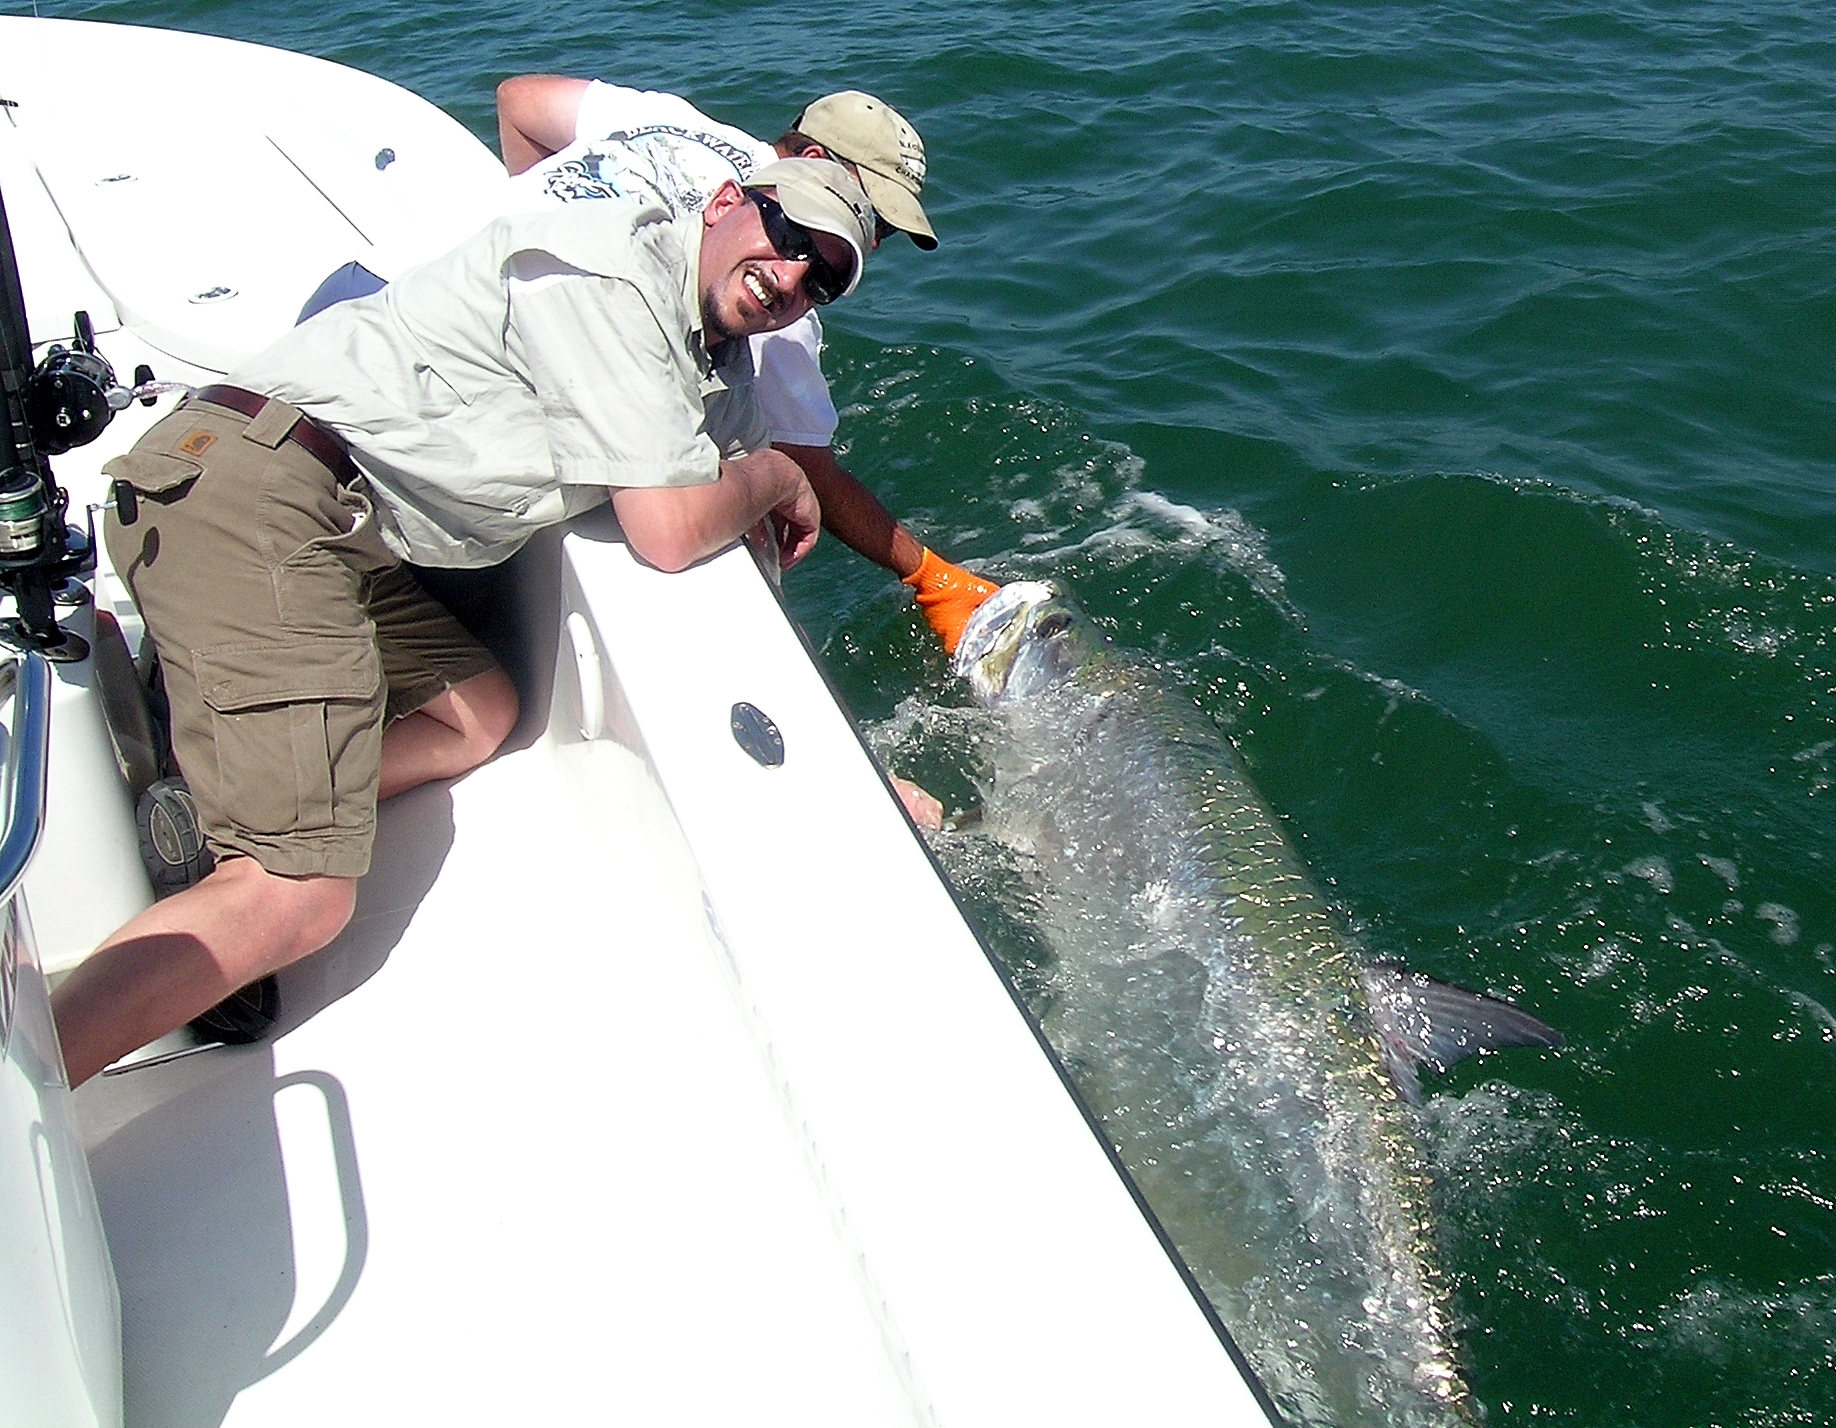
102, 395, 500, 879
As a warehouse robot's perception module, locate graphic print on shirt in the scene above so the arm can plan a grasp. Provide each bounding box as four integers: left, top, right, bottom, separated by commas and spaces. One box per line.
539, 126, 761, 218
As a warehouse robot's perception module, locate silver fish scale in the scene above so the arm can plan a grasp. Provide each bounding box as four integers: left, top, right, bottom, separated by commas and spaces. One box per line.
981, 651, 1475, 1428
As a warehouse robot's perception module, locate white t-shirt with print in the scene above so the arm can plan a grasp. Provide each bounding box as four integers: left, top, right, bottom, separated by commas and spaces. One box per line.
503, 81, 839, 448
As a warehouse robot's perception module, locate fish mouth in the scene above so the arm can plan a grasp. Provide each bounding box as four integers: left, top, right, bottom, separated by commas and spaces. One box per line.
952, 580, 1058, 702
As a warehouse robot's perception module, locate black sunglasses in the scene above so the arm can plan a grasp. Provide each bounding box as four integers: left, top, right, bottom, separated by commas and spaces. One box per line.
743, 189, 854, 306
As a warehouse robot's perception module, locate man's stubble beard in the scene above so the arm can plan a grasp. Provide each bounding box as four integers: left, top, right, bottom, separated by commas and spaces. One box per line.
701, 284, 743, 346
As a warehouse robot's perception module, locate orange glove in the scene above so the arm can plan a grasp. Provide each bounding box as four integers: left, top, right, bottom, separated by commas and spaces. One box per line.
903, 548, 999, 654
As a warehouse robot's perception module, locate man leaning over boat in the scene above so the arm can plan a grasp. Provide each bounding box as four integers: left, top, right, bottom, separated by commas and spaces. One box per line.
49, 159, 875, 1085
493, 75, 998, 655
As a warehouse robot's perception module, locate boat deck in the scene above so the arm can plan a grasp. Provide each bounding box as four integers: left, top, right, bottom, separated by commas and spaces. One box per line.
73, 530, 1271, 1426
76, 681, 926, 1423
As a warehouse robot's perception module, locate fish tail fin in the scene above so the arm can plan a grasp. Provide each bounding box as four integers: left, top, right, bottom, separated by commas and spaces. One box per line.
1361, 964, 1565, 1104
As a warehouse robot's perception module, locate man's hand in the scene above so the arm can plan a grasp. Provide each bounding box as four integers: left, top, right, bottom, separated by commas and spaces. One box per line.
903, 548, 1000, 654
890, 775, 944, 831
769, 476, 822, 569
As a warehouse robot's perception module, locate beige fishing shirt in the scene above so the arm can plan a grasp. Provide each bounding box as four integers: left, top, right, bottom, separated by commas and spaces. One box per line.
234, 203, 766, 567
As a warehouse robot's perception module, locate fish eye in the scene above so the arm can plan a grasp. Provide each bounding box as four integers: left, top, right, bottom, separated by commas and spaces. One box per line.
1034, 611, 1074, 640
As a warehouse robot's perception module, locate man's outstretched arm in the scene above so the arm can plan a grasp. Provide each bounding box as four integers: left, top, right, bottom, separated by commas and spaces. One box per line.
496, 74, 591, 175
776, 442, 924, 577
612, 448, 821, 574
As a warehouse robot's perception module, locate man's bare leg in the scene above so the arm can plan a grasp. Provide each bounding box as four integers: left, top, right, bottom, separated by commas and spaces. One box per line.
53, 667, 520, 1085
379, 668, 520, 799
52, 860, 357, 1086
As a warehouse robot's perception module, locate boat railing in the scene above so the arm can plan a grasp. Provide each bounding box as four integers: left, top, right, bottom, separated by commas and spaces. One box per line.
0, 650, 52, 913
0, 650, 50, 1062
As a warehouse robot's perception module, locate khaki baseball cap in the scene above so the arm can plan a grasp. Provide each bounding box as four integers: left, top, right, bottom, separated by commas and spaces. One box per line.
795, 91, 938, 250
746, 158, 876, 298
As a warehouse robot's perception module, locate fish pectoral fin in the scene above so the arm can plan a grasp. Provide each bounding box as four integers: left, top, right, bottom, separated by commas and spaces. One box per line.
1361, 964, 1564, 1099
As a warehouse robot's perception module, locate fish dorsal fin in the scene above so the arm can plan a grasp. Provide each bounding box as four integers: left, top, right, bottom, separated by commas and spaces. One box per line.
1360, 965, 1564, 1104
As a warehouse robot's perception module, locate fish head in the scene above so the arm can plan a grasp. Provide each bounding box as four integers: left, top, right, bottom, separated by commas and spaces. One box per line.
952, 580, 1093, 704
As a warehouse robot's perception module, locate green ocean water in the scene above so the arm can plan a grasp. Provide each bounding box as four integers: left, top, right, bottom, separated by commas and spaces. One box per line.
15, 1, 1835, 1423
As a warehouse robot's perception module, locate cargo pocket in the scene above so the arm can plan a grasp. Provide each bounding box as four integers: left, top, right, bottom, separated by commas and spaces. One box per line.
192, 637, 383, 838
274, 483, 398, 632
100, 450, 204, 503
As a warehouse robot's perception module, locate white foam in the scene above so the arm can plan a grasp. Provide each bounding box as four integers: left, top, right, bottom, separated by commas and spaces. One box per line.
1698, 854, 1739, 890
1724, 619, 1784, 656
1001, 476, 1299, 622
1755, 902, 1800, 946
1783, 991, 1836, 1040
1124, 488, 1219, 537
1659, 1277, 1836, 1365
1580, 939, 1629, 983
1625, 855, 1674, 894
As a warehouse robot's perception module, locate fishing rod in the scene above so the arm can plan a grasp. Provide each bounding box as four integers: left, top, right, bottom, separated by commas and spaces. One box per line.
0, 180, 147, 662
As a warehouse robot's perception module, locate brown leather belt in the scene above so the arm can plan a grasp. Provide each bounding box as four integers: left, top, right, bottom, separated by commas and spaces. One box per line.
193, 383, 363, 486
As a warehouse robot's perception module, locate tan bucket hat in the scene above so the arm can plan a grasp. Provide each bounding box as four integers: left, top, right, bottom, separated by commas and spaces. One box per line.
794, 91, 938, 250
746, 158, 876, 297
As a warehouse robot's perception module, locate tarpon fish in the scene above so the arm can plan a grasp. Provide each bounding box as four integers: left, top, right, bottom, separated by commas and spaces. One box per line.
952, 582, 1562, 1428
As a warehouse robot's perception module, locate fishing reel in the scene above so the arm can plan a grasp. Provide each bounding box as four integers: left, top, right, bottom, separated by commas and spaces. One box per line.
24, 310, 124, 456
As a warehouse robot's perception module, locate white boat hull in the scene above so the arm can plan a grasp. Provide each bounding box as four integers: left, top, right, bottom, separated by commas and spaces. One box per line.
0, 18, 1280, 1425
